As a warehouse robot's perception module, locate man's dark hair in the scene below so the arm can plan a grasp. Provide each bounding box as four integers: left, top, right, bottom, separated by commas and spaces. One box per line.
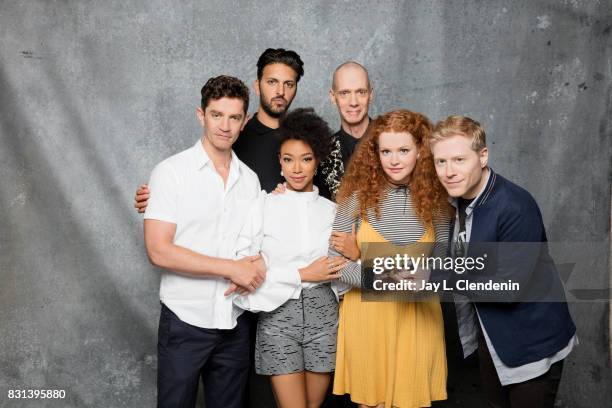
256, 48, 304, 82
200, 75, 250, 113
278, 108, 333, 162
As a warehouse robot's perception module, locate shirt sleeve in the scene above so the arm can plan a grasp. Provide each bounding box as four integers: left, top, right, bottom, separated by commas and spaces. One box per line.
234, 254, 303, 313
330, 193, 362, 287
144, 161, 179, 224
234, 190, 265, 258
233, 194, 302, 312
432, 208, 452, 258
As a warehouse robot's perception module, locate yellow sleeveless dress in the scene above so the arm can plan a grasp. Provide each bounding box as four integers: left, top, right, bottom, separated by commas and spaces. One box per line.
333, 220, 447, 408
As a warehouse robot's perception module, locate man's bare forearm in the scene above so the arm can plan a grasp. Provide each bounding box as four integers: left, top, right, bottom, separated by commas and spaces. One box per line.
144, 219, 236, 279
146, 241, 235, 279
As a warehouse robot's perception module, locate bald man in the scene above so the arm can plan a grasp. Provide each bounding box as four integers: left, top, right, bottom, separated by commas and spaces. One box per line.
317, 61, 373, 199
331, 61, 372, 138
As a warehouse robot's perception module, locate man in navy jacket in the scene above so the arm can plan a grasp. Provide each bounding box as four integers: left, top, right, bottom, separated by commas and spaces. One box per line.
429, 115, 576, 408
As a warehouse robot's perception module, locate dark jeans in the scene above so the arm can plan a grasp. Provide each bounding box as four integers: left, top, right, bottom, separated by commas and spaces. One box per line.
157, 304, 252, 408
478, 329, 564, 408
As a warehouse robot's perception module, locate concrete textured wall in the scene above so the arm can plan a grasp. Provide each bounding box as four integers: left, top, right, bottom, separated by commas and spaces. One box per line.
1, 1, 610, 407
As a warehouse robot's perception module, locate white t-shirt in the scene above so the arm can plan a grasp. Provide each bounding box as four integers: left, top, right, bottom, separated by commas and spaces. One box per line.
144, 139, 261, 329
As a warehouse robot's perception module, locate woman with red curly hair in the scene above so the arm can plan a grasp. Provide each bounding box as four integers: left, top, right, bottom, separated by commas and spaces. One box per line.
330, 109, 451, 408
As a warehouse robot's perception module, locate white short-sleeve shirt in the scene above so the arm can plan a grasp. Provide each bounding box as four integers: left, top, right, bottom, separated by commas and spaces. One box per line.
144, 139, 261, 329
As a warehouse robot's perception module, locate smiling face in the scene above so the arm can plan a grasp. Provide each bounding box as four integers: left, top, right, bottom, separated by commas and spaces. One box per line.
330, 64, 372, 128
279, 139, 318, 192
196, 97, 247, 152
378, 131, 418, 185
255, 63, 298, 119
430, 134, 489, 199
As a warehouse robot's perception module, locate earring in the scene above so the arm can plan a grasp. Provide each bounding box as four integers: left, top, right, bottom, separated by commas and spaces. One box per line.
280, 170, 284, 177
314, 168, 318, 176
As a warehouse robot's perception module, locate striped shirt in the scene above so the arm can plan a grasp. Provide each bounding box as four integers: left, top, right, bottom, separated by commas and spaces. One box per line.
330, 185, 451, 287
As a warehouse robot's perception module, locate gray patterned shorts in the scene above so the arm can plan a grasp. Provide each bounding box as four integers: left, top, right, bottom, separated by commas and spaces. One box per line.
255, 283, 339, 375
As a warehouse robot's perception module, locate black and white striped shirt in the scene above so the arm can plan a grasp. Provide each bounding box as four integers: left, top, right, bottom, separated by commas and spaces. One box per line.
329, 185, 451, 287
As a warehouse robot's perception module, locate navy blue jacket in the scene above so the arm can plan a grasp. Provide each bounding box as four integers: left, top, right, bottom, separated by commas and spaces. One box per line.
448, 169, 576, 367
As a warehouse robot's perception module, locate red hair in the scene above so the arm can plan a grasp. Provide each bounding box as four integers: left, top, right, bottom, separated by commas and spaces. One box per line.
336, 109, 449, 225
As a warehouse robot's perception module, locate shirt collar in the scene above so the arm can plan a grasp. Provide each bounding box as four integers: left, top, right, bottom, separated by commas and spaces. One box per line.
337, 116, 372, 139
282, 184, 320, 202
336, 127, 352, 139
385, 181, 410, 192
192, 139, 211, 170
247, 113, 277, 135
192, 139, 241, 177
448, 168, 492, 215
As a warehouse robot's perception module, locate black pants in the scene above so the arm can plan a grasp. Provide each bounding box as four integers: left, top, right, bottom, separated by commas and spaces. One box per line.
477, 330, 564, 408
157, 304, 252, 408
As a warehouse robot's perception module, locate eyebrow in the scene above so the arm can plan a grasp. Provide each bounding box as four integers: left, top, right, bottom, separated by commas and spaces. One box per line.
208, 110, 243, 120
265, 77, 296, 83
282, 152, 313, 157
436, 155, 464, 160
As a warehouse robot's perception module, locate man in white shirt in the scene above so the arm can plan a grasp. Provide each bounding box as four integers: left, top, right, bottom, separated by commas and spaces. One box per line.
144, 75, 265, 408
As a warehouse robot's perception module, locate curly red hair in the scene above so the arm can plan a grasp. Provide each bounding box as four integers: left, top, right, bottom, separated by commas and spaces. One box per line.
336, 109, 449, 226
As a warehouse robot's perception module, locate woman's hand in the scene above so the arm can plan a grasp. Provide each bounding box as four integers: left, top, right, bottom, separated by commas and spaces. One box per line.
330, 224, 360, 261
393, 266, 431, 291
299, 256, 347, 282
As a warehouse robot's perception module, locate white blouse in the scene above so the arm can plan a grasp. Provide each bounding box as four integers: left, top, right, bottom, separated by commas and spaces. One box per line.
234, 186, 345, 313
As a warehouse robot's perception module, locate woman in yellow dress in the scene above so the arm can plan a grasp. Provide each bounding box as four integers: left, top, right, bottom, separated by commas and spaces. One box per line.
330, 109, 451, 408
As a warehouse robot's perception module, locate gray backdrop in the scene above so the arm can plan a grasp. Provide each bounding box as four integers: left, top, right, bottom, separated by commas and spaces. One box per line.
1, 1, 611, 407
